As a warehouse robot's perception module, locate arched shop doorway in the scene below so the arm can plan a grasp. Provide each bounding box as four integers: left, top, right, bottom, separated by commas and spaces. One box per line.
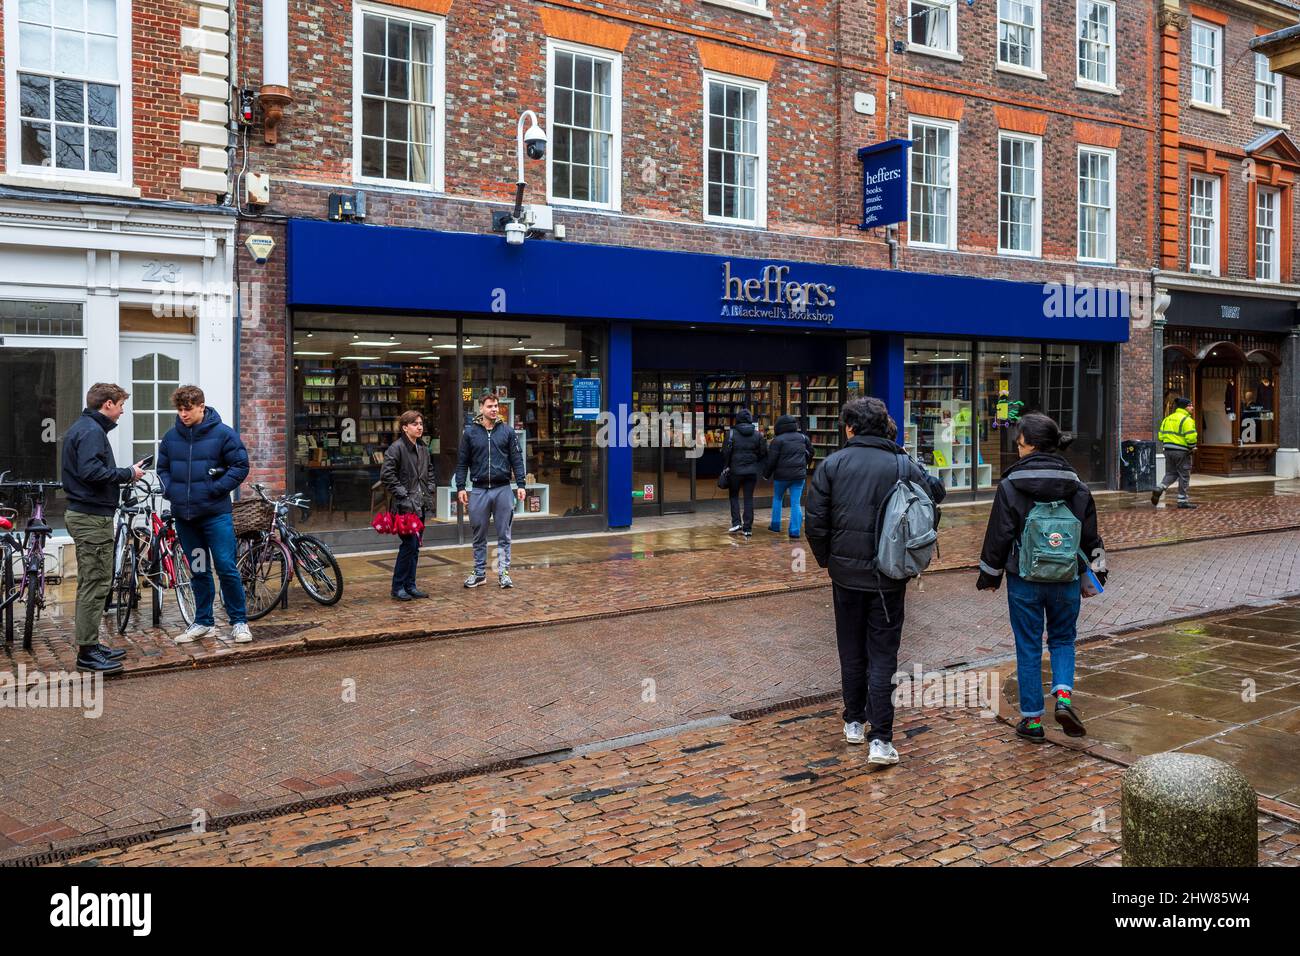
1161, 330, 1282, 476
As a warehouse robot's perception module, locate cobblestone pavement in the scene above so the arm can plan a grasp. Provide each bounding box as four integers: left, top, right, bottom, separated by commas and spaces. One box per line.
3, 528, 1300, 857
998, 603, 1300, 805
62, 703, 1300, 867
7, 479, 1300, 678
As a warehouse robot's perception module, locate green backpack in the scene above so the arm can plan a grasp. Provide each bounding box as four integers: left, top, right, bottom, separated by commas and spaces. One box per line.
1018, 500, 1082, 583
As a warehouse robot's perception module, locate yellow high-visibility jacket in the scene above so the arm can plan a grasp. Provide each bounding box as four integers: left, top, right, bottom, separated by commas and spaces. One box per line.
1159, 407, 1198, 449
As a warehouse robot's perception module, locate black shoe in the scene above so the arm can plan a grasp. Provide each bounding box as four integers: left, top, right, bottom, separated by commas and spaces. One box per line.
743, 530, 752, 538
96, 643, 127, 661
1177, 501, 1198, 509
406, 587, 429, 599
1015, 717, 1045, 743
1054, 698, 1086, 737
76, 646, 123, 675
391, 589, 413, 601
1151, 487, 1164, 505
767, 526, 782, 534
789, 532, 800, 540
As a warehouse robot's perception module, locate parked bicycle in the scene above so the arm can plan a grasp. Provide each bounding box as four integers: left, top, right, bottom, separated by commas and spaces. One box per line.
234, 483, 343, 620
108, 477, 196, 634
0, 471, 63, 650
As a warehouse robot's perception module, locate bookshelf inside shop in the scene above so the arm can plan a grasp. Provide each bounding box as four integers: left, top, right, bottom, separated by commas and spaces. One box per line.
788, 375, 841, 464
902, 398, 991, 491
296, 363, 440, 467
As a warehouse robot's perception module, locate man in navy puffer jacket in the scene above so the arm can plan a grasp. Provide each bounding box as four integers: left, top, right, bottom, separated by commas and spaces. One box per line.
156, 385, 252, 645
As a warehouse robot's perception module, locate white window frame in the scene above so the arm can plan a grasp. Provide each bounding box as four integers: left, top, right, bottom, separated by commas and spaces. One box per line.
1255, 186, 1280, 283
351, 1, 446, 192
998, 131, 1041, 258
4, 0, 134, 188
997, 0, 1042, 76
907, 115, 958, 250
1189, 174, 1220, 276
907, 0, 959, 58
1076, 0, 1116, 92
1190, 20, 1222, 110
545, 39, 622, 212
1077, 145, 1116, 264
701, 70, 767, 228
1255, 53, 1284, 124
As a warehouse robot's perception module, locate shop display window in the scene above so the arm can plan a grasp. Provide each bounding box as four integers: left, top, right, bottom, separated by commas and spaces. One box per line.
904, 339, 974, 491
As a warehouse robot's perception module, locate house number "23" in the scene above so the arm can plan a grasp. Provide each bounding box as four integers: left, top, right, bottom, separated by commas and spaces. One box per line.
142, 261, 181, 283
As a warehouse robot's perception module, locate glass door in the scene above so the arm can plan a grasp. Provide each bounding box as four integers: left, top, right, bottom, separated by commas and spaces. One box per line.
119, 337, 196, 488
631, 372, 697, 515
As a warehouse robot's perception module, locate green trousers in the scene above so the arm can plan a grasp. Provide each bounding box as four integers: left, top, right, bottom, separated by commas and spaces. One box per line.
65, 510, 114, 647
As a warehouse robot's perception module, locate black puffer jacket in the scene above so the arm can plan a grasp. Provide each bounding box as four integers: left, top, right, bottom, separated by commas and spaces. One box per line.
977, 452, 1105, 586
722, 419, 768, 478
805, 435, 945, 592
763, 415, 814, 481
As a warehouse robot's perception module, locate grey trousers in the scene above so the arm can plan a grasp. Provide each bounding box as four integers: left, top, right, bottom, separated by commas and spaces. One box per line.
1161, 447, 1192, 502
469, 484, 515, 575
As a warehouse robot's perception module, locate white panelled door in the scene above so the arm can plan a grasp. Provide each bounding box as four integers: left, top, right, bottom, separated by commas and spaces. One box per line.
118, 337, 196, 472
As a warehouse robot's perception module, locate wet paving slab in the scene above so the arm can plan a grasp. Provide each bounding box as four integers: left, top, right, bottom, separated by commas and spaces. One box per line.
998, 600, 1300, 807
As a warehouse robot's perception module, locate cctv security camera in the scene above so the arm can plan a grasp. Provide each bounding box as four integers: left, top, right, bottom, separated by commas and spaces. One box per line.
504, 220, 527, 246
523, 119, 547, 160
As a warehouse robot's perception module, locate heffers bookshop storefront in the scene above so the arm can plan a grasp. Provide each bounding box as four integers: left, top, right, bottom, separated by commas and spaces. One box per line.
283, 220, 1128, 546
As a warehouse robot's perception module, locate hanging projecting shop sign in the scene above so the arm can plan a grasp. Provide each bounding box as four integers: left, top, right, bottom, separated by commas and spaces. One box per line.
856, 139, 911, 231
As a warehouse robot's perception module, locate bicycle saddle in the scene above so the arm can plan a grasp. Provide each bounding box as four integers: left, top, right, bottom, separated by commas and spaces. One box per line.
25, 519, 53, 535
160, 509, 172, 520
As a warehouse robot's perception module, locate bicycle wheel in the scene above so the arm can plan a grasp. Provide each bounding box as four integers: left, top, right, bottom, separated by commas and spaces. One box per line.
106, 520, 131, 612
113, 539, 138, 635
2, 543, 16, 646
292, 534, 344, 605
171, 541, 196, 627
22, 554, 41, 651
236, 536, 290, 621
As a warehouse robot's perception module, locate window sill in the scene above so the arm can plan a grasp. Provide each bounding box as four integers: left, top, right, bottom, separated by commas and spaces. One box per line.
1189, 101, 1230, 117
906, 44, 963, 63
1075, 79, 1120, 96
700, 0, 772, 18
1188, 267, 1222, 278
703, 214, 767, 230
1253, 116, 1291, 130
548, 197, 620, 214
352, 175, 443, 195
996, 62, 1047, 81
907, 240, 957, 252
0, 173, 140, 199
997, 248, 1041, 259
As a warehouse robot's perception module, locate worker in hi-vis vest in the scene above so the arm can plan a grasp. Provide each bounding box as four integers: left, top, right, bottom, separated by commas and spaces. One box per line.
1153, 396, 1198, 509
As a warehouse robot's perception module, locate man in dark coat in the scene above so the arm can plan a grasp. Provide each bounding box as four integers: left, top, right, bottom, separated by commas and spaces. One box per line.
156, 385, 251, 644
61, 382, 146, 674
763, 413, 813, 538
721, 408, 767, 536
381, 410, 435, 601
455, 392, 527, 589
805, 397, 944, 764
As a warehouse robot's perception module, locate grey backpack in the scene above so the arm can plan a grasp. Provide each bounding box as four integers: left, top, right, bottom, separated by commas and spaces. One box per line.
875, 454, 939, 581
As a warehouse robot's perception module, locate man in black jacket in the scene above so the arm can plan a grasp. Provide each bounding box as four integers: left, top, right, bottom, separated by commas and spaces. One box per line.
721, 408, 767, 536
763, 414, 813, 538
61, 383, 146, 674
381, 410, 435, 601
455, 392, 527, 589
805, 397, 944, 764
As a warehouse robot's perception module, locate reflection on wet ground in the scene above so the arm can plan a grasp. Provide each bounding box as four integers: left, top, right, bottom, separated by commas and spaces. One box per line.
1001, 600, 1300, 807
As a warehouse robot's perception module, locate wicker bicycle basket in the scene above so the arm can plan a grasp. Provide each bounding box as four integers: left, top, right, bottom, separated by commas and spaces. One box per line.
231, 498, 276, 539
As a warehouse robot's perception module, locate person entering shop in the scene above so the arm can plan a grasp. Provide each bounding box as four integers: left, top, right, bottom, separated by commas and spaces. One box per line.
763, 414, 813, 539
722, 408, 766, 537
456, 392, 527, 588
1153, 397, 1198, 509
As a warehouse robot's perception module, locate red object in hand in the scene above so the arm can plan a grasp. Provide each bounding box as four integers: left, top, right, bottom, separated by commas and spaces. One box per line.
370, 511, 395, 535
394, 512, 425, 536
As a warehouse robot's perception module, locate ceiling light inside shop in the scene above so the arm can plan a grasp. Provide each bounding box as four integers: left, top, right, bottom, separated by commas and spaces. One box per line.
340, 355, 380, 361
388, 350, 429, 355
509, 347, 546, 352
531, 354, 567, 359
293, 351, 332, 356
417, 355, 440, 360
353, 340, 400, 347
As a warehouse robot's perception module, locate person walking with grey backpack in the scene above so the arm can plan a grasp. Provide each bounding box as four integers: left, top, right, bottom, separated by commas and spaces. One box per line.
976, 413, 1108, 744
805, 397, 945, 765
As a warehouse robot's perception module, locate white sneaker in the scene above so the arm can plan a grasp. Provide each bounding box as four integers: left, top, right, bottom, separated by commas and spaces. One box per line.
231, 623, 253, 644
175, 623, 214, 644
844, 721, 866, 745
868, 739, 900, 765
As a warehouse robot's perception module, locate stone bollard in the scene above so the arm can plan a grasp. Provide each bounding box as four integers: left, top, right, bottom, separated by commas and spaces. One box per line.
1122, 753, 1257, 867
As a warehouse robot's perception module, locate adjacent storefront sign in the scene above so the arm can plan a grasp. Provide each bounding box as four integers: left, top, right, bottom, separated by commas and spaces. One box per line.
573, 377, 601, 420
720, 262, 836, 325
856, 139, 911, 230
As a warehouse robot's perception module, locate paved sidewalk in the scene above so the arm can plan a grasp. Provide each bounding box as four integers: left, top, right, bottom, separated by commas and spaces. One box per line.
63, 702, 1300, 867
3, 528, 1300, 857
8, 479, 1300, 677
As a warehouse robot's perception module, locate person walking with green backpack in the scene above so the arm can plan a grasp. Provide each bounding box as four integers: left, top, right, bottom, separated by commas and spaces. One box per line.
976, 414, 1108, 743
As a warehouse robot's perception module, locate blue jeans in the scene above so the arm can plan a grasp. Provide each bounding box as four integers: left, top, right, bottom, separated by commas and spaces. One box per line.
769, 479, 805, 535
1007, 573, 1080, 717
175, 512, 247, 627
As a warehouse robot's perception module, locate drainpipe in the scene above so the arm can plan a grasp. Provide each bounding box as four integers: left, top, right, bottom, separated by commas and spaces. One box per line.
230, 0, 240, 436
886, 223, 899, 269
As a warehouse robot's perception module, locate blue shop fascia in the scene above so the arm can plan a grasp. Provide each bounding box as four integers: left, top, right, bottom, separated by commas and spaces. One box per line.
283, 219, 1129, 547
